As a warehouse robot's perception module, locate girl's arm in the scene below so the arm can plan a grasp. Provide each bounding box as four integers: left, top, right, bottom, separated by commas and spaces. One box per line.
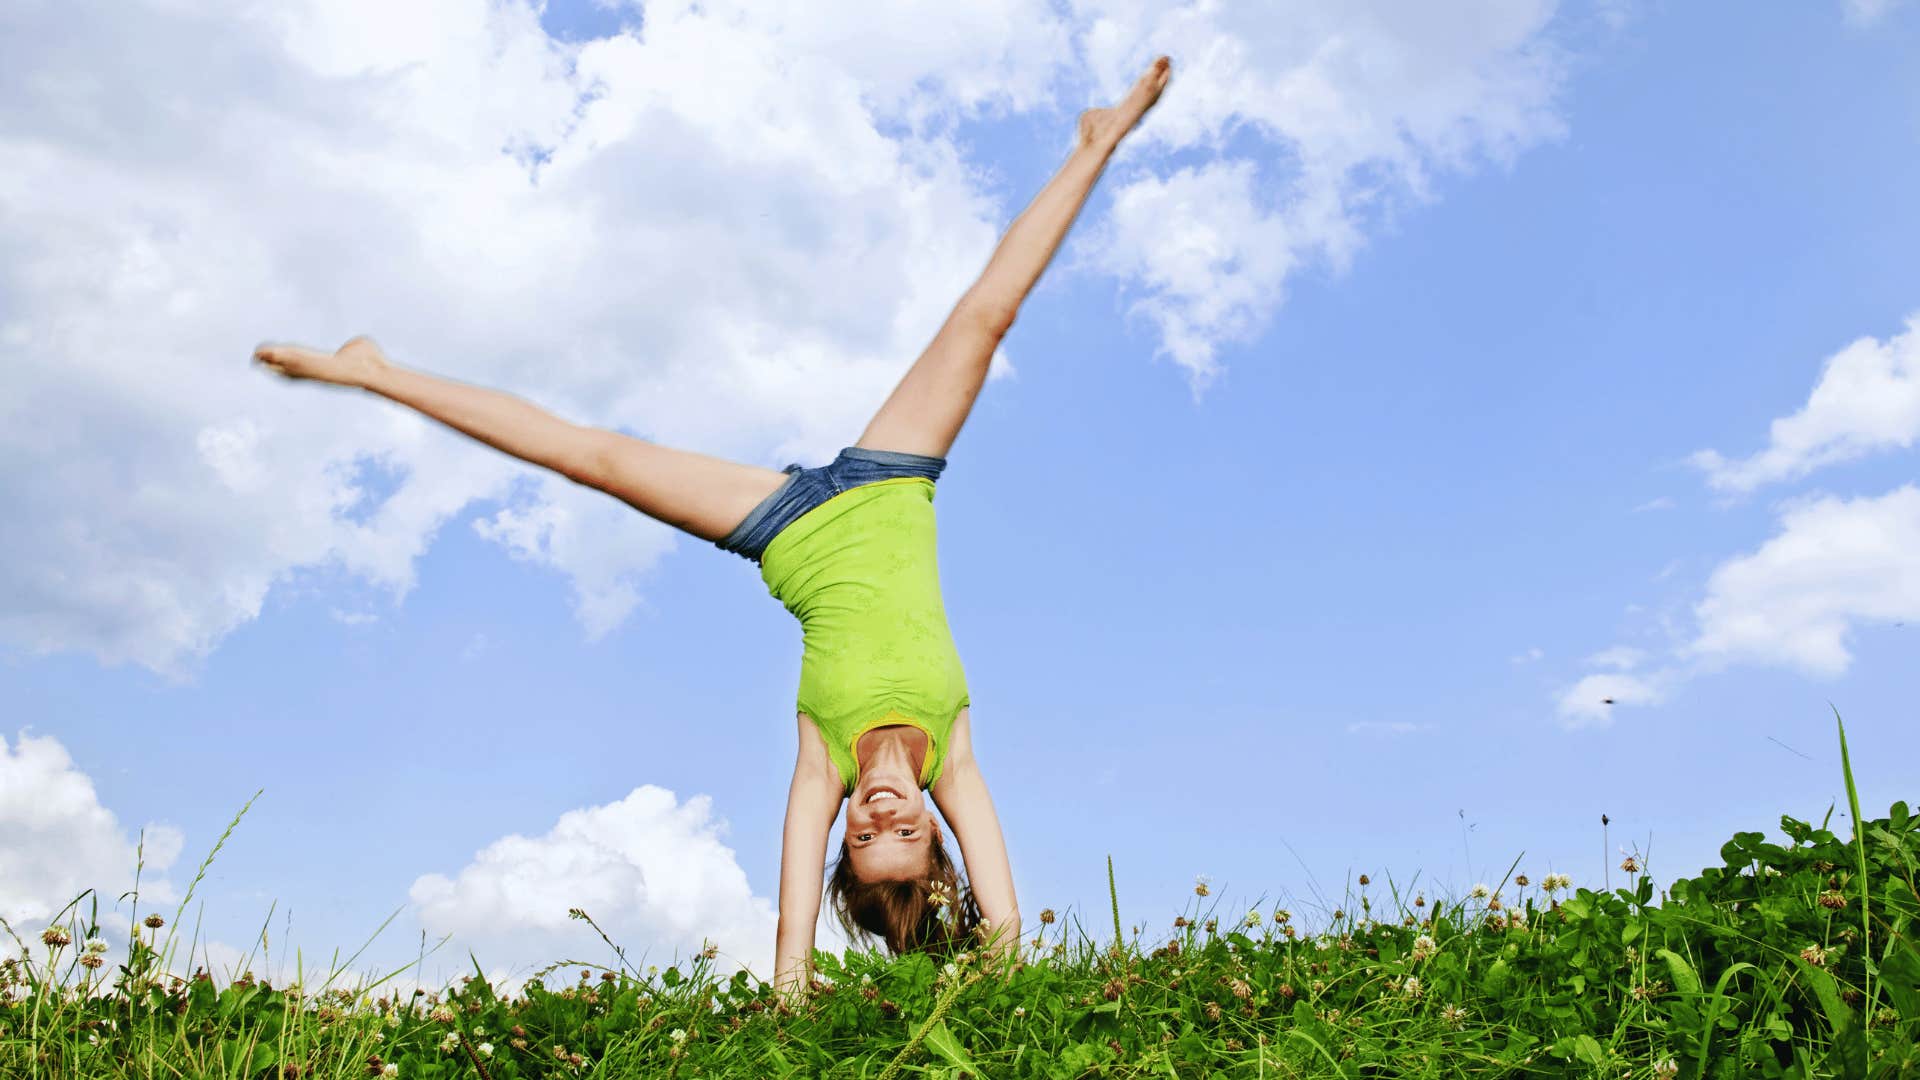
773, 714, 845, 997
930, 708, 1020, 962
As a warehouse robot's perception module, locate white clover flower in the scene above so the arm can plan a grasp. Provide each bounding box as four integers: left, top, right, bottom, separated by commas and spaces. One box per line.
1469, 883, 1491, 900
1403, 976, 1422, 997
1411, 934, 1437, 962
942, 961, 959, 979
1013, 1006, 1026, 1017
474, 1025, 486, 1036
383, 1065, 399, 1078
1243, 909, 1262, 928
477, 1043, 493, 1058
670, 1028, 688, 1044
1653, 1057, 1678, 1080
84, 937, 110, 955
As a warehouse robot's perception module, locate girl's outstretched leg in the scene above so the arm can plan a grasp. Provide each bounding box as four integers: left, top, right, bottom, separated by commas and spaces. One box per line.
253, 335, 788, 542
856, 56, 1172, 460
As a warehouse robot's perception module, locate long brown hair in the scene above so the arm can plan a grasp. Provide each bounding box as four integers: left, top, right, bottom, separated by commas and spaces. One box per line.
825, 831, 980, 956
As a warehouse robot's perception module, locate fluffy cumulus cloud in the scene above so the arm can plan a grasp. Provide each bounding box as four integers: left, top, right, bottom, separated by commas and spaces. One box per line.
1073, 0, 1567, 393
0, 731, 183, 928
0, 0, 1573, 677
1562, 317, 1920, 726
409, 785, 834, 980
1683, 486, 1920, 678
1690, 315, 1920, 494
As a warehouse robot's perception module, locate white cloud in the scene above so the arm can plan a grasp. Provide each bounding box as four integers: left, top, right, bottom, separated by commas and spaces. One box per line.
0, 0, 1051, 677
409, 785, 832, 981
1632, 496, 1675, 513
1509, 646, 1545, 664
0, 731, 183, 928
1555, 670, 1670, 728
1690, 315, 1920, 494
1074, 0, 1567, 392
0, 0, 1575, 676
1559, 484, 1920, 726
1683, 485, 1920, 678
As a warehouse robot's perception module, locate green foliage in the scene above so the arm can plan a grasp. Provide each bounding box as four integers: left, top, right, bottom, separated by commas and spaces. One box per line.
3, 735, 1917, 1077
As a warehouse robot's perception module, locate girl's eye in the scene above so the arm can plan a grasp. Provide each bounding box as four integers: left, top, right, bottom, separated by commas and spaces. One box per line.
857, 833, 874, 841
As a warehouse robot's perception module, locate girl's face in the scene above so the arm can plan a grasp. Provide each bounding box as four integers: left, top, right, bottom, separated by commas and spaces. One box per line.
843, 773, 939, 881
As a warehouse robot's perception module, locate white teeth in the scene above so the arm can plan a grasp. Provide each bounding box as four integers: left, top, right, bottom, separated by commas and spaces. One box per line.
865, 788, 903, 804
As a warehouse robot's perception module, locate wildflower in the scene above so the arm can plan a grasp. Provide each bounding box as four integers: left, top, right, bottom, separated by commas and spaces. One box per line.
438, 1033, 459, 1053
1541, 873, 1571, 892
929, 880, 954, 908
41, 927, 71, 948
473, 1026, 485, 1036
1411, 934, 1436, 962
1468, 883, 1491, 900
1039, 908, 1056, 925
1653, 1057, 1679, 1080
79, 954, 105, 970
383, 1067, 399, 1079
1800, 944, 1827, 967
1620, 855, 1641, 874
701, 941, 719, 960
1508, 910, 1529, 930
1173, 916, 1188, 929
942, 961, 959, 980
1195, 875, 1211, 897
1414, 895, 1426, 907
1440, 1003, 1467, 1029
1818, 890, 1848, 910
1243, 909, 1262, 928
1402, 976, 1423, 998
1228, 978, 1252, 1000
1358, 873, 1370, 886
1514, 874, 1530, 887
1102, 979, 1125, 1001
1311, 979, 1326, 994
1273, 909, 1292, 924
476, 1043, 493, 1059
429, 1005, 456, 1024
1013, 1005, 1026, 1017
1204, 1001, 1223, 1020
1487, 896, 1502, 911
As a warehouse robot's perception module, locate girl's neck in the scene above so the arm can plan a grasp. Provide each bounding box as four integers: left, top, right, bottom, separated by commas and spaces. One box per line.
856, 724, 928, 783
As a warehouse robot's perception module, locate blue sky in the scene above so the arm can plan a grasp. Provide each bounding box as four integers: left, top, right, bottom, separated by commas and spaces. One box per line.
3, 0, 1918, 988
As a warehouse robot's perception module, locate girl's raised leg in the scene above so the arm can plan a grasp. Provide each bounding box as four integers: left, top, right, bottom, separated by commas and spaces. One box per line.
252, 335, 787, 542
855, 56, 1171, 460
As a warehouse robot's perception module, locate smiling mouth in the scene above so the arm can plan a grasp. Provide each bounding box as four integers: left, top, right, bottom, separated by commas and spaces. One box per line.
864, 786, 906, 804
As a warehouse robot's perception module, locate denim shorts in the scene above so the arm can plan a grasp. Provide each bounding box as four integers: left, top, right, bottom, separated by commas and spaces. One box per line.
715, 445, 948, 564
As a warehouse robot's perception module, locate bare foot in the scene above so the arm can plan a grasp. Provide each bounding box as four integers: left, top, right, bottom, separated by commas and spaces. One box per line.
252, 334, 389, 389
1078, 55, 1172, 153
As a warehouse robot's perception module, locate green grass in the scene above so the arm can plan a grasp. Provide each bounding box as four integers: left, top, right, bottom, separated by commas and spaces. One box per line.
3, 714, 1916, 1079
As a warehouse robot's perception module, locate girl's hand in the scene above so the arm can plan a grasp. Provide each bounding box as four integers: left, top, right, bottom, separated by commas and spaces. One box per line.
1077, 56, 1172, 154
253, 334, 390, 389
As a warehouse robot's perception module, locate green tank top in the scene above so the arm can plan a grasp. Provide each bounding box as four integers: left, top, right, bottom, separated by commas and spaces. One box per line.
759, 476, 970, 794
